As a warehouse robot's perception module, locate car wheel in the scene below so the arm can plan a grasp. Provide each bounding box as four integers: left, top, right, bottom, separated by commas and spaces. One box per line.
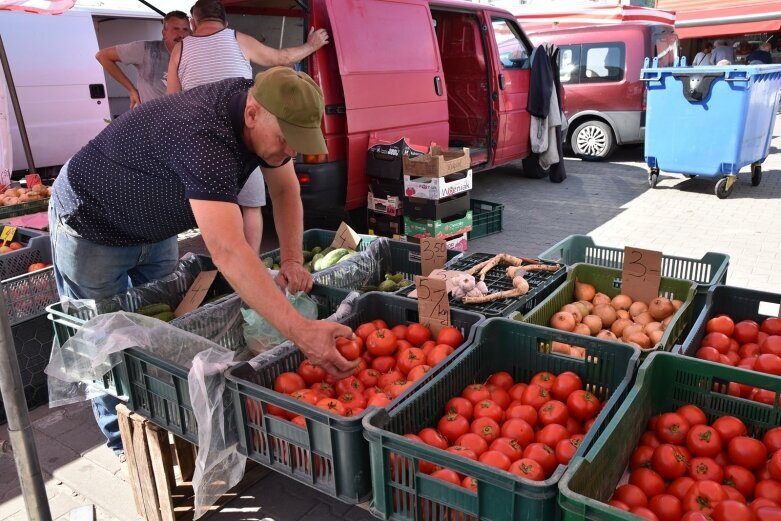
570, 120, 616, 161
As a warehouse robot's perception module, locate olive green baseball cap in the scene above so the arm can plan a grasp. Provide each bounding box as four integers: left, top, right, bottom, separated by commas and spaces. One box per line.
251, 67, 327, 155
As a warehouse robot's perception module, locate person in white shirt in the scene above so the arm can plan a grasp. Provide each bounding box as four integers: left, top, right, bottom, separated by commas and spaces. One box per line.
693, 42, 713, 66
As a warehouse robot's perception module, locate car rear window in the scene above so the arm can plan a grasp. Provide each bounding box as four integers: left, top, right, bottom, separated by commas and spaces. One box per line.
582, 43, 625, 83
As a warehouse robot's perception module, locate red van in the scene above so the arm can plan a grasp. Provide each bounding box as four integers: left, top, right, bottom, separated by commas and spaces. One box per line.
225, 0, 541, 211
528, 23, 678, 160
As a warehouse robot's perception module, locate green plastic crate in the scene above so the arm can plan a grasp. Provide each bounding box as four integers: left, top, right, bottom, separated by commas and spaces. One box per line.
538, 235, 729, 314
0, 197, 49, 219
521, 263, 696, 356
225, 292, 485, 504
676, 285, 781, 357
363, 318, 640, 521
467, 199, 504, 239
558, 351, 781, 521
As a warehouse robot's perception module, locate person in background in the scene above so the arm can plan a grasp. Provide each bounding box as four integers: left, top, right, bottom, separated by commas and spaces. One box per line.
711, 39, 736, 65
96, 11, 190, 108
748, 42, 773, 64
166, 0, 329, 253
693, 42, 714, 66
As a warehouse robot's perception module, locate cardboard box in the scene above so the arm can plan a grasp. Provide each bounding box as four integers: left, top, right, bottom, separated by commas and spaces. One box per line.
404, 233, 468, 252
368, 210, 404, 239
366, 138, 426, 180
405, 191, 470, 220
370, 176, 405, 199
367, 192, 403, 216
404, 210, 473, 239
402, 146, 470, 178
403, 169, 473, 201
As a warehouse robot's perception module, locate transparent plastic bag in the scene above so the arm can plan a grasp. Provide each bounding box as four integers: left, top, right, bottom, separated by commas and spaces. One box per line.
310, 237, 392, 289
241, 291, 318, 355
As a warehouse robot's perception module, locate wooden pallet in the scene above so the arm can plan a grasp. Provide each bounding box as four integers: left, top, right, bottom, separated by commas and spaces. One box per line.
116, 404, 268, 521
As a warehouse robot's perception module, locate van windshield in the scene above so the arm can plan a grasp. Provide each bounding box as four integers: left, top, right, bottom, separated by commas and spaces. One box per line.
654, 32, 679, 67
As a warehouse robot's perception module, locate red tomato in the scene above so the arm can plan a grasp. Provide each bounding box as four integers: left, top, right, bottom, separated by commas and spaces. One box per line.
608, 500, 630, 511
418, 427, 448, 450
752, 498, 780, 513
366, 329, 398, 357
652, 444, 690, 480
678, 405, 708, 427
500, 418, 535, 448
555, 435, 584, 465
435, 325, 464, 348
714, 416, 748, 443
405, 323, 432, 346
395, 339, 414, 353
438, 413, 470, 444
355, 322, 377, 341
391, 324, 408, 340
420, 341, 436, 356
755, 507, 781, 521
566, 417, 583, 435
708, 315, 735, 337
536, 424, 570, 449
488, 386, 511, 409
407, 364, 432, 382
509, 383, 528, 402
697, 346, 723, 363
461, 476, 478, 491
335, 376, 364, 397
539, 400, 570, 426
372, 319, 389, 330
366, 392, 391, 407
479, 450, 512, 470
755, 354, 781, 376
274, 372, 306, 394
371, 355, 396, 373
336, 337, 363, 361
316, 398, 346, 416
755, 480, 781, 501
426, 344, 454, 366
649, 493, 683, 521
711, 499, 754, 521
769, 450, 781, 481
462, 384, 491, 404
487, 371, 514, 390
668, 476, 696, 502
446, 445, 477, 461
377, 369, 404, 389
567, 390, 601, 422
630, 506, 660, 520
723, 464, 757, 499
641, 431, 663, 449
357, 368, 380, 388
734, 320, 760, 344
723, 485, 747, 504
726, 352, 742, 366
289, 389, 318, 409
729, 437, 768, 470
740, 343, 762, 359
757, 465, 773, 482
470, 417, 501, 444
656, 413, 691, 445
631, 445, 656, 470
685, 480, 727, 514
396, 347, 426, 375
506, 404, 538, 426
631, 467, 667, 498
761, 336, 781, 357
752, 388, 776, 405
688, 425, 723, 457
613, 484, 649, 509
338, 392, 367, 410
530, 371, 557, 391
550, 371, 583, 402
762, 318, 781, 335
703, 332, 732, 354
522, 384, 552, 410
384, 379, 413, 399
765, 428, 781, 453
681, 513, 712, 521
689, 457, 724, 482
297, 360, 327, 385
430, 468, 460, 485
290, 415, 307, 428
310, 381, 335, 399
490, 437, 524, 462
457, 432, 489, 456
473, 399, 503, 423
523, 442, 558, 477
508, 458, 545, 481
445, 396, 474, 421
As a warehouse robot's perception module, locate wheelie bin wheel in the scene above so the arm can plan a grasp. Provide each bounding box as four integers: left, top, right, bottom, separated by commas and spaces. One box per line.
751, 163, 762, 186
715, 177, 735, 199
648, 169, 659, 188
686, 175, 697, 179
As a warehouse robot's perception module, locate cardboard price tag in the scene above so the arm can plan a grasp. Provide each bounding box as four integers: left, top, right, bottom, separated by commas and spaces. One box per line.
331, 222, 361, 250
25, 173, 42, 189
0, 226, 16, 244
408, 269, 461, 298
415, 275, 450, 335
621, 246, 663, 304
174, 270, 218, 317
420, 237, 447, 277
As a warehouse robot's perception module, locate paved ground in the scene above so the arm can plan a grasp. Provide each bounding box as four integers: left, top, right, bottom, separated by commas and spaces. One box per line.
2, 118, 781, 521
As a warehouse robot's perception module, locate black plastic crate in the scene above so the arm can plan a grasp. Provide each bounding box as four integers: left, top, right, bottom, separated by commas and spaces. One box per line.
404, 192, 470, 221
368, 211, 404, 239
399, 252, 566, 318
468, 199, 504, 239
366, 138, 425, 180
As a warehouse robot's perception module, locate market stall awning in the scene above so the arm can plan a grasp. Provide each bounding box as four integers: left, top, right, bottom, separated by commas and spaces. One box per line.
514, 5, 676, 34
656, 0, 781, 39
0, 0, 74, 14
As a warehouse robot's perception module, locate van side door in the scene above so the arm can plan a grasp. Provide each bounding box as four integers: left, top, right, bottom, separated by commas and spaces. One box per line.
324, 0, 449, 208
487, 15, 533, 163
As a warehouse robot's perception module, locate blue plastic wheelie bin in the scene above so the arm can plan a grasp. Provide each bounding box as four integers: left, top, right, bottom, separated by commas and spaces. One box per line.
641, 57, 781, 198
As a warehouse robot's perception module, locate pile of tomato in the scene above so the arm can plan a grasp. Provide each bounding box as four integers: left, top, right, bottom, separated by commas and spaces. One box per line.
269, 319, 465, 421
398, 370, 603, 486
607, 405, 781, 521
693, 315, 781, 404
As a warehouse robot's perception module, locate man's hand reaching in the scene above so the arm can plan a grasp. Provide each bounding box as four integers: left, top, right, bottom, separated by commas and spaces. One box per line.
275, 260, 313, 293
307, 27, 330, 51
292, 320, 358, 379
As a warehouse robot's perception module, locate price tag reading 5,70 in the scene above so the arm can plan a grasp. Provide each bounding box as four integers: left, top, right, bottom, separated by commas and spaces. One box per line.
622, 246, 663, 304
415, 275, 450, 335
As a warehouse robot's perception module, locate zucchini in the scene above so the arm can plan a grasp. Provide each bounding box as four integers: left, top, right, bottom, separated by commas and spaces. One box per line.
136, 303, 172, 316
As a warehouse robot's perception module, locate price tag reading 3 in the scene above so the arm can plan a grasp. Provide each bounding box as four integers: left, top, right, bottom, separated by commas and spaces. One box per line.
331, 222, 361, 250
622, 246, 663, 304
415, 276, 450, 335
420, 237, 447, 277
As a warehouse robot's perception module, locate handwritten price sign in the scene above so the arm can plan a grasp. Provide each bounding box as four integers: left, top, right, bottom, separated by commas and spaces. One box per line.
415, 275, 450, 334
420, 237, 447, 277
25, 173, 42, 189
331, 222, 361, 250
622, 246, 663, 304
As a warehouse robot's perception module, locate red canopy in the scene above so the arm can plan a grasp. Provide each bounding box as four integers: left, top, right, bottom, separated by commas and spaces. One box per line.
656, 0, 781, 39
514, 5, 676, 34
0, 0, 75, 15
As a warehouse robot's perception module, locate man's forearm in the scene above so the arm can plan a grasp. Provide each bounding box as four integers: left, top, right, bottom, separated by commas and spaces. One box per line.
97, 57, 137, 96
272, 185, 305, 265
278, 43, 316, 66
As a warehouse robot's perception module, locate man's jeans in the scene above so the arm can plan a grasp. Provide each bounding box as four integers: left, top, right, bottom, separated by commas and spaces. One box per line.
49, 202, 178, 454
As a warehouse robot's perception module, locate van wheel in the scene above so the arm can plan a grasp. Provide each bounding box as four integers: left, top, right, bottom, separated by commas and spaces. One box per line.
521, 154, 551, 179
571, 120, 616, 161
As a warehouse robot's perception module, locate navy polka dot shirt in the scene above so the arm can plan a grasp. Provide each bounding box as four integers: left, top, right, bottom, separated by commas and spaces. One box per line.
52, 78, 260, 246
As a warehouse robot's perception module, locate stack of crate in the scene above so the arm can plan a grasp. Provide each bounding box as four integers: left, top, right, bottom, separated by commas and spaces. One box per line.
401, 146, 473, 251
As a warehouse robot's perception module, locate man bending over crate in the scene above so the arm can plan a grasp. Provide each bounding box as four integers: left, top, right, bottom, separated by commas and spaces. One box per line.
48, 67, 358, 458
